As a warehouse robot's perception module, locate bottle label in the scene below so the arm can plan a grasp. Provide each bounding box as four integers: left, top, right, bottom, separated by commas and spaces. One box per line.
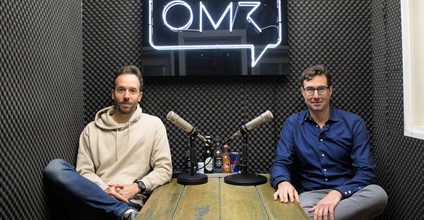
223, 156, 231, 173
204, 157, 213, 171
214, 157, 223, 172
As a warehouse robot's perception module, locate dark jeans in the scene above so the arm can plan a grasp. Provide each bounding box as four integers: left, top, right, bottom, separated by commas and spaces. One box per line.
43, 159, 136, 220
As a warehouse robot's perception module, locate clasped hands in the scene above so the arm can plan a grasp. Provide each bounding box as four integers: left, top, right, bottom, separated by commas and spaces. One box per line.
105, 182, 140, 203
273, 181, 342, 220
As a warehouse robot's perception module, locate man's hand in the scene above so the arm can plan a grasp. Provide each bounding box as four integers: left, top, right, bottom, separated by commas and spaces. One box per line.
273, 181, 300, 203
105, 182, 140, 203
308, 190, 342, 220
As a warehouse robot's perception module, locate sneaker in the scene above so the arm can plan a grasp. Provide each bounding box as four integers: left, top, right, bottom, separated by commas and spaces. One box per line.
121, 209, 139, 220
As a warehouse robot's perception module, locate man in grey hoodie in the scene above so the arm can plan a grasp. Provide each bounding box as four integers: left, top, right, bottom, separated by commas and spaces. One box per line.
43, 66, 172, 220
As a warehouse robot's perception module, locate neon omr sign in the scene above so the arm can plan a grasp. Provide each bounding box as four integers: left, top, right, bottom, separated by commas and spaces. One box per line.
148, 0, 282, 67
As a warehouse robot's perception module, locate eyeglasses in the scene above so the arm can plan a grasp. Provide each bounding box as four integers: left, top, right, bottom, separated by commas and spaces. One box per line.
303, 86, 329, 96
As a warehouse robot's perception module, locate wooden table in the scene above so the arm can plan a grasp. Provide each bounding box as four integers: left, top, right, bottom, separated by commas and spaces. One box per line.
135, 174, 309, 220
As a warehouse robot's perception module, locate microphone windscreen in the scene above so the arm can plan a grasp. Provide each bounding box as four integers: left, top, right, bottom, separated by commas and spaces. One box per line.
166, 111, 193, 133
166, 111, 177, 122
245, 110, 273, 131
263, 110, 274, 121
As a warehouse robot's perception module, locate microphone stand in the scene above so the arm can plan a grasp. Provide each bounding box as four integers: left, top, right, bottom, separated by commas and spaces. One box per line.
224, 133, 267, 186
177, 134, 208, 185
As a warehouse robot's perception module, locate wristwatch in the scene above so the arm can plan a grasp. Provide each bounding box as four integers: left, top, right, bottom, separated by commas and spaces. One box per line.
136, 180, 146, 193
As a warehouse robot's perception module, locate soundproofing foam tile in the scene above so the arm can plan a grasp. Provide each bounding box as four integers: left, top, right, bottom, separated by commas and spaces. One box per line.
371, 0, 388, 168
385, 4, 404, 134
384, 3, 424, 219
1, 0, 83, 219
227, 78, 277, 173
243, 77, 282, 172
288, 0, 375, 127
2, 130, 49, 218
371, 0, 424, 219
82, 0, 142, 124
384, 131, 424, 219
387, 72, 404, 132
370, 112, 387, 177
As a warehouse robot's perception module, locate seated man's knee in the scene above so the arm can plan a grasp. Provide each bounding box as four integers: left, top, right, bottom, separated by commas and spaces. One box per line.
368, 185, 388, 207
43, 159, 71, 183
361, 184, 388, 218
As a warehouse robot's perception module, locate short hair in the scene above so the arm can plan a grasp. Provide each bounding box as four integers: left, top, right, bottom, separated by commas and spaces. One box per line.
299, 64, 332, 88
113, 65, 144, 91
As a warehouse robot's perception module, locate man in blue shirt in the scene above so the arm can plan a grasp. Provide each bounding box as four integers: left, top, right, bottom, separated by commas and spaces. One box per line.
270, 65, 388, 220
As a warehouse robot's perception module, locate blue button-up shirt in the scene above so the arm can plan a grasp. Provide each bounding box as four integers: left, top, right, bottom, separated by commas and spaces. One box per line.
270, 105, 377, 198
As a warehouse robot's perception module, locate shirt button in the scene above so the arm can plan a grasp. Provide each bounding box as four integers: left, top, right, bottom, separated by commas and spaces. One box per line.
320, 139, 323, 142
348, 191, 351, 194
322, 154, 325, 157
325, 178, 328, 181
323, 169, 327, 172
316, 125, 319, 127
344, 192, 348, 195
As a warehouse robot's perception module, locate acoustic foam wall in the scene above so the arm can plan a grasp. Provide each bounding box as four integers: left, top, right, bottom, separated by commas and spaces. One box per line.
82, 0, 143, 124
372, 0, 424, 219
0, 1, 83, 219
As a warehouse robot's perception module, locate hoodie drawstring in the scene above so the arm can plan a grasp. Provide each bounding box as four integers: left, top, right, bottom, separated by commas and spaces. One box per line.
115, 129, 119, 161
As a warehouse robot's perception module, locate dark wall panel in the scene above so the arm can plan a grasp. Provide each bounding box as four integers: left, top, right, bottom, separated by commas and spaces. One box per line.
0, 1, 83, 219
82, 0, 143, 123
372, 0, 424, 219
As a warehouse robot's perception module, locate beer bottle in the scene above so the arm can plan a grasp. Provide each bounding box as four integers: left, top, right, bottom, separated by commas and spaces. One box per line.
222, 144, 231, 173
202, 135, 214, 173
213, 136, 223, 173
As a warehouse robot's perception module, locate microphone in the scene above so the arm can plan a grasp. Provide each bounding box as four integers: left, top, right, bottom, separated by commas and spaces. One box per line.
225, 110, 274, 144
166, 111, 208, 143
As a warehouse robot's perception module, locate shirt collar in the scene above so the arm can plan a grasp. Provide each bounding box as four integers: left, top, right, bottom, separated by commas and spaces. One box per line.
301, 105, 339, 124
328, 105, 339, 123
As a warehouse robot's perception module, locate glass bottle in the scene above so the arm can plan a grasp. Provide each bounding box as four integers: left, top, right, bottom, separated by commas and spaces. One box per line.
184, 139, 196, 173
202, 135, 214, 173
213, 136, 223, 173
222, 144, 231, 173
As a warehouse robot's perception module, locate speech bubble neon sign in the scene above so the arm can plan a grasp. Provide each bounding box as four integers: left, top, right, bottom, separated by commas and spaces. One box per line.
148, 0, 282, 67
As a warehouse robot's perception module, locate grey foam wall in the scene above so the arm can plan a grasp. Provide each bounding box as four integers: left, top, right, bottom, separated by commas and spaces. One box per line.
0, 1, 83, 219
